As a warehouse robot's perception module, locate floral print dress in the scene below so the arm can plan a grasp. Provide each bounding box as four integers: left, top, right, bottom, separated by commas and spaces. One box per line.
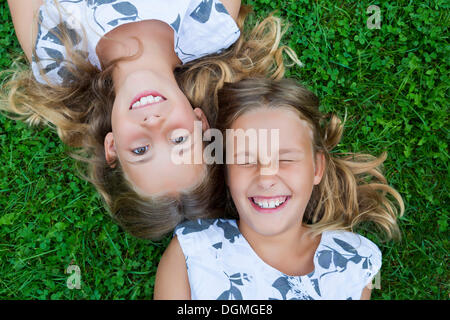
174, 218, 382, 300
32, 0, 240, 84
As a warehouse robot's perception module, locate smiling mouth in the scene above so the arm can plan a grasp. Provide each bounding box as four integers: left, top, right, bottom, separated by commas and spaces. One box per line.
129, 91, 167, 110
249, 196, 290, 212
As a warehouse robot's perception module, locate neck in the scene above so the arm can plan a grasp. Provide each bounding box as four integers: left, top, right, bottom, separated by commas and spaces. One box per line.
238, 219, 315, 259
96, 20, 181, 89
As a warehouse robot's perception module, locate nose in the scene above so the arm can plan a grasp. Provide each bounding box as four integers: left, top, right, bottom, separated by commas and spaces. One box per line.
257, 174, 277, 190
141, 114, 164, 128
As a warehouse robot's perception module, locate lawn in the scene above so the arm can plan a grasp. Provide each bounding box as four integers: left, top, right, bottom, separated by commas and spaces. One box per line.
0, 0, 448, 299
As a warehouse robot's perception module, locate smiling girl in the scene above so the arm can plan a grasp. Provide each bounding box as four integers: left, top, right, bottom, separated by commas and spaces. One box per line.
5, 0, 241, 196
2, 1, 298, 238
154, 78, 404, 300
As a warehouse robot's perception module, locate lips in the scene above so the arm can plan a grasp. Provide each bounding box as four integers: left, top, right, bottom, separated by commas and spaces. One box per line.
129, 90, 167, 110
248, 195, 291, 213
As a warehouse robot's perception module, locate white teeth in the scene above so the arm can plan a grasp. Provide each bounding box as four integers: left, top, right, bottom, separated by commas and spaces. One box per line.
252, 197, 287, 209
132, 101, 141, 108
132, 95, 164, 109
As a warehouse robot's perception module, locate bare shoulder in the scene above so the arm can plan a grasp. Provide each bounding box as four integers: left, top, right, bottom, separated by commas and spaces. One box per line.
220, 0, 241, 21
7, 0, 44, 61
153, 236, 191, 300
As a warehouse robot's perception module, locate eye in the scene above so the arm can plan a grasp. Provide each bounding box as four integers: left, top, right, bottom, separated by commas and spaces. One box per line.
240, 162, 257, 167
171, 135, 188, 144
238, 159, 258, 166
132, 145, 149, 155
235, 154, 257, 166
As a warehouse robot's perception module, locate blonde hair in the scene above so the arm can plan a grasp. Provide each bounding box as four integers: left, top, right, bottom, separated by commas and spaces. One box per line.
0, 6, 300, 239
216, 77, 405, 242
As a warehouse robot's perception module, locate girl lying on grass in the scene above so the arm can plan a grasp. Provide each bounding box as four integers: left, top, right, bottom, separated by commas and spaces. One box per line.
154, 78, 404, 300
1, 1, 299, 238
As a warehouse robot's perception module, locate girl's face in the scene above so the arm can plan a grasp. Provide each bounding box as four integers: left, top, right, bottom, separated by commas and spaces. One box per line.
226, 107, 325, 237
104, 70, 208, 196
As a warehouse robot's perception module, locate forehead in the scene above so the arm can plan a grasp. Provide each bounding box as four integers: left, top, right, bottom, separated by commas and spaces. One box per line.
230, 107, 314, 150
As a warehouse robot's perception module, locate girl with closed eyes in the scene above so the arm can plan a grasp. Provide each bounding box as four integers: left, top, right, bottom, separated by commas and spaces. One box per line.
154, 78, 404, 300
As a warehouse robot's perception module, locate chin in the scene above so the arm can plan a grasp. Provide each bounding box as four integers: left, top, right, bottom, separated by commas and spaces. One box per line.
245, 217, 289, 238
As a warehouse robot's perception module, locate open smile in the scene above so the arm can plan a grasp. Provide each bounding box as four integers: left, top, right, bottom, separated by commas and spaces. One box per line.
129, 91, 167, 110
248, 196, 291, 213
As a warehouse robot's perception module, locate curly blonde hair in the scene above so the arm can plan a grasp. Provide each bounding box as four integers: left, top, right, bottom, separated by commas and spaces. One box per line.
216, 77, 405, 242
0, 6, 301, 239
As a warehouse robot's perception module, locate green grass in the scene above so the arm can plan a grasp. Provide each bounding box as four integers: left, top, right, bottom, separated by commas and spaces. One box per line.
0, 0, 448, 299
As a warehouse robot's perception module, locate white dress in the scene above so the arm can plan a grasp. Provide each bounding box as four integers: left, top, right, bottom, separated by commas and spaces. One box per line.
174, 218, 382, 300
32, 0, 240, 84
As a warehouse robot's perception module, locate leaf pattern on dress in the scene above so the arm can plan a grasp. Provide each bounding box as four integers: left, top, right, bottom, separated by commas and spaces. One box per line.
349, 255, 362, 264
217, 272, 250, 300
60, 0, 84, 4
216, 220, 240, 243
270, 276, 314, 300
363, 258, 370, 270
176, 219, 213, 235
333, 250, 348, 269
107, 15, 137, 27
271, 276, 290, 300
84, 0, 140, 32
174, 219, 382, 300
170, 14, 181, 32
215, 2, 228, 14
190, 0, 213, 23
288, 280, 314, 300
112, 2, 138, 16
43, 47, 64, 63
333, 237, 358, 255
59, 0, 119, 31
41, 46, 64, 74
43, 62, 59, 74
311, 278, 321, 296
87, 0, 117, 6
42, 22, 81, 46
317, 250, 333, 269
317, 237, 374, 280
34, 0, 241, 85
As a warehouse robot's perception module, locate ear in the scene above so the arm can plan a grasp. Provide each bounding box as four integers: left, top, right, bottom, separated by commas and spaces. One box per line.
313, 152, 326, 185
104, 132, 117, 168
193, 108, 210, 132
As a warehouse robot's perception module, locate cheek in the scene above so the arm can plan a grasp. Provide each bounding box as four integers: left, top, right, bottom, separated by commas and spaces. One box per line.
169, 95, 196, 127
170, 108, 197, 131
282, 163, 316, 191
226, 165, 248, 198
111, 120, 146, 154
111, 99, 131, 135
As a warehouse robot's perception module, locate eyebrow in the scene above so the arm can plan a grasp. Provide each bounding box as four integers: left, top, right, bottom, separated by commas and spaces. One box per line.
278, 148, 305, 155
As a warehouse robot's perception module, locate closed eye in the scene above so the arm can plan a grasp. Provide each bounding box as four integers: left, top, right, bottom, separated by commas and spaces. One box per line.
239, 162, 257, 166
